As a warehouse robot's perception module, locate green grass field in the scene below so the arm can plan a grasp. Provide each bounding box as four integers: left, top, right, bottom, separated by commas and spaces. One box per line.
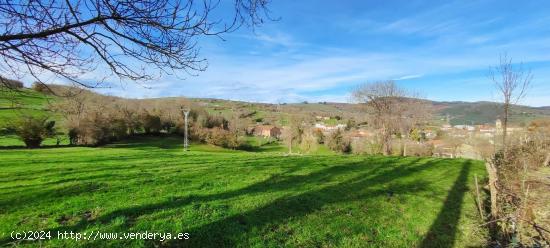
0, 136, 488, 247
0, 89, 58, 128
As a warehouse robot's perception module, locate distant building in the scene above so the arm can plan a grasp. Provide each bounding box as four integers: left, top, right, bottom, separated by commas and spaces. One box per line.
349, 129, 373, 139
494, 119, 523, 134
252, 125, 281, 138
427, 139, 445, 148
454, 125, 475, 131
506, 127, 524, 134
314, 123, 346, 132
422, 129, 437, 139
441, 124, 453, 131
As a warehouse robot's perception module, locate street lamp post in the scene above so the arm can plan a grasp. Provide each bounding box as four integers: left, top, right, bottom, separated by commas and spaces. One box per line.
181, 107, 190, 152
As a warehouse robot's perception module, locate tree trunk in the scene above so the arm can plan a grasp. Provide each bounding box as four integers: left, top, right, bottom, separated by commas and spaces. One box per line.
288, 140, 292, 154
503, 104, 509, 152
381, 127, 392, 156
383, 135, 391, 156
382, 133, 387, 156
485, 160, 499, 219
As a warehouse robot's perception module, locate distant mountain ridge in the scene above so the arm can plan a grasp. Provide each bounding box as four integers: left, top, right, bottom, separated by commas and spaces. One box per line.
188, 97, 550, 126
429, 100, 550, 125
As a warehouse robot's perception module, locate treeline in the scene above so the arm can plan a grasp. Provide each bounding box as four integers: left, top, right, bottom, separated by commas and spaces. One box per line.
58, 88, 253, 149
7, 85, 253, 149
0, 77, 24, 89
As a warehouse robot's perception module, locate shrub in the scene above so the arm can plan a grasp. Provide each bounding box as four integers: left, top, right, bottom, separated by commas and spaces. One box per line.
110, 118, 128, 140
300, 130, 318, 153
161, 119, 175, 133
405, 142, 434, 157
351, 137, 383, 155
31, 82, 50, 93
326, 129, 351, 153
12, 116, 55, 148
201, 115, 228, 129
68, 128, 79, 145
313, 129, 324, 144
77, 113, 111, 145
201, 127, 246, 149
488, 140, 550, 246
142, 114, 162, 134
205, 127, 232, 147
345, 119, 356, 130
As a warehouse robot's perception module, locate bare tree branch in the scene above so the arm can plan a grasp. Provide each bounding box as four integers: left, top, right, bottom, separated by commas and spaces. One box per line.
0, 0, 271, 89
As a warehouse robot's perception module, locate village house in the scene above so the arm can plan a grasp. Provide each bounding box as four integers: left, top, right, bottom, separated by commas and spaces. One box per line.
476, 124, 496, 138
422, 129, 437, 139
495, 119, 524, 135
441, 124, 453, 131
348, 129, 375, 141
314, 116, 331, 120
454, 125, 475, 131
350, 129, 372, 137
251, 125, 281, 138
314, 123, 347, 133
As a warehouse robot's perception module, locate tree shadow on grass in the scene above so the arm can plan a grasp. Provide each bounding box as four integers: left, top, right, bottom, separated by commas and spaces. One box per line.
0, 144, 82, 150
0, 155, 336, 212
418, 161, 471, 248
103, 135, 185, 150
0, 157, 458, 247
169, 161, 436, 248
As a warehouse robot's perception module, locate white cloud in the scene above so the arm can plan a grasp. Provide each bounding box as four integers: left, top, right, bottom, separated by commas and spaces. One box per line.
82, 44, 550, 106
394, 74, 424, 81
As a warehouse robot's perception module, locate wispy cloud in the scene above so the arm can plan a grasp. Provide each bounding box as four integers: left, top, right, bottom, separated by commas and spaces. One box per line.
394, 74, 424, 80
254, 32, 301, 47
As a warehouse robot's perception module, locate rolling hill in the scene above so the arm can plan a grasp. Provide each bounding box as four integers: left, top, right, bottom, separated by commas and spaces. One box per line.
432, 101, 550, 125
1, 86, 549, 131
193, 98, 550, 126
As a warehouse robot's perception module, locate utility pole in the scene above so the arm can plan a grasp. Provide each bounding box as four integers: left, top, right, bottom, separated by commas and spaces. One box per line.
181, 106, 190, 152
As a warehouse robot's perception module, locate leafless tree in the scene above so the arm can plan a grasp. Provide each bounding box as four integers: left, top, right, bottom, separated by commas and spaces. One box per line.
352, 80, 427, 156
490, 53, 532, 150
299, 128, 318, 154
397, 98, 431, 156
282, 114, 303, 154
0, 0, 271, 88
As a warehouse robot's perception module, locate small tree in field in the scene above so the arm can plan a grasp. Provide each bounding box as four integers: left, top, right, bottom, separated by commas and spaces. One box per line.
490, 54, 531, 151
12, 116, 55, 148
352, 80, 427, 155
282, 115, 304, 154
300, 129, 318, 154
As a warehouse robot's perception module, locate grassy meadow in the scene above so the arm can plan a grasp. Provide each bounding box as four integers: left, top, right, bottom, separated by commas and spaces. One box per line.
0, 89, 58, 128
0, 136, 488, 247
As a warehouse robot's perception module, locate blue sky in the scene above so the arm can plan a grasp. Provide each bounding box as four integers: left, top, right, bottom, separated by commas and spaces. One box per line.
97, 0, 550, 106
